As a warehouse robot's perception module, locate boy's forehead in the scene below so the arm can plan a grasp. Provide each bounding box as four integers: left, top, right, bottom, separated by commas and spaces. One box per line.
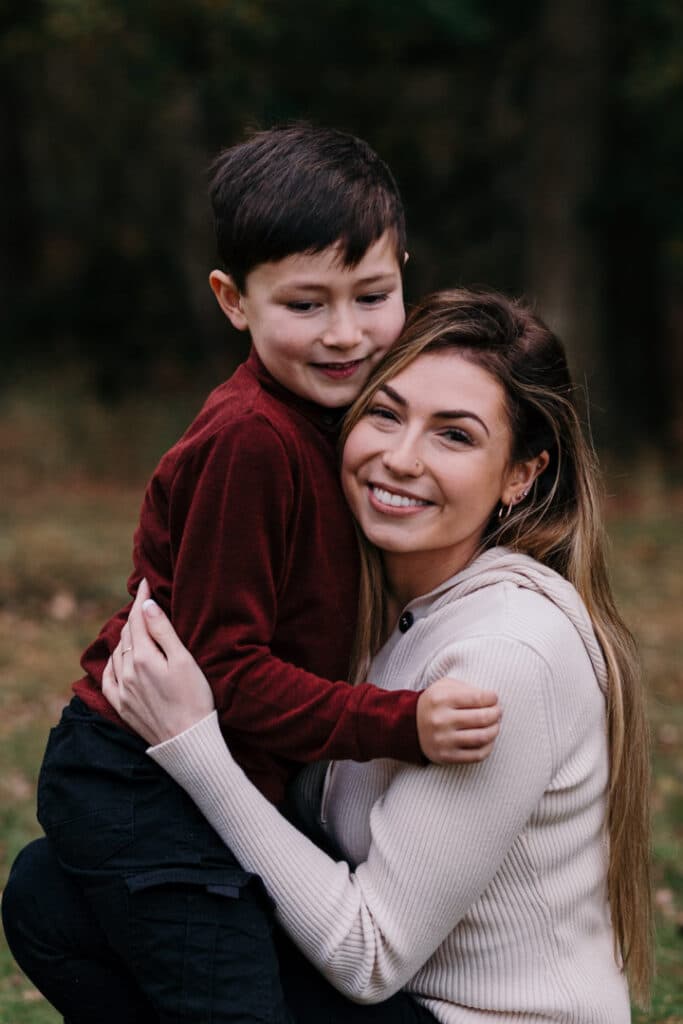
249, 230, 402, 289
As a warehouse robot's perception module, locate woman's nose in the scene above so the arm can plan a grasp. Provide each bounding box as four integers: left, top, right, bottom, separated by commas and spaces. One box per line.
381, 441, 423, 477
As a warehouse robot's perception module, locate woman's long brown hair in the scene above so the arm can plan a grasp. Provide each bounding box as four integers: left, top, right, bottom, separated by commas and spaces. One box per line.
341, 289, 653, 1007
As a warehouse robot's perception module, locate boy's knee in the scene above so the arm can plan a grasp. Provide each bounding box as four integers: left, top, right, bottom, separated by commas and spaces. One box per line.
2, 839, 48, 958
2, 837, 83, 951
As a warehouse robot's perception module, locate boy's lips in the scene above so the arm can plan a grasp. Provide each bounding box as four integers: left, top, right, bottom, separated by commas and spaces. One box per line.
312, 358, 366, 380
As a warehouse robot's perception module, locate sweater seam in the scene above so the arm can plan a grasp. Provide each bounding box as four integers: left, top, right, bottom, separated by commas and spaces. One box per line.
423, 631, 556, 686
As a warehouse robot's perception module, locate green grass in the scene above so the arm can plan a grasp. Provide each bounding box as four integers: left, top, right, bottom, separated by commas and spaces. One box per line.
0, 393, 681, 1021
612, 512, 683, 1023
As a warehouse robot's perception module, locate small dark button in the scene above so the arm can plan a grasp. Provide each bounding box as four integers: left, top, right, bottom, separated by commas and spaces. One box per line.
398, 611, 414, 633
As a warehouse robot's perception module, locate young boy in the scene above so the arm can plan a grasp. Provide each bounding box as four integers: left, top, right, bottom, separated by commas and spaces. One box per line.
12, 125, 498, 1022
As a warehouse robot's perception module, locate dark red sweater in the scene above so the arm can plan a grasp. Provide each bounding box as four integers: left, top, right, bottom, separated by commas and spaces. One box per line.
74, 350, 421, 804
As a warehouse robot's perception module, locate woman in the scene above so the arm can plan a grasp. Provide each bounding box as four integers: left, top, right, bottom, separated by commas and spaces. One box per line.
8, 290, 653, 1020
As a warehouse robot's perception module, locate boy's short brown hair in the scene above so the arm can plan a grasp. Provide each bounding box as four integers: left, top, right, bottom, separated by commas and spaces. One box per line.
209, 123, 406, 291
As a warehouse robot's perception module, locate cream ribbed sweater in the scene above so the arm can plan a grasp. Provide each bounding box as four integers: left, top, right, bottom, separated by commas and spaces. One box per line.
149, 548, 630, 1023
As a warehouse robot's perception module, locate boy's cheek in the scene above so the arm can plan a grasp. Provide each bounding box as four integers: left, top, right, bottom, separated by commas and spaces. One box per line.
383, 302, 406, 350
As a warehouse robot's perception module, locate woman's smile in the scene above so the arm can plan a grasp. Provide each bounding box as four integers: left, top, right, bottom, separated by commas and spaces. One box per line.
367, 482, 434, 513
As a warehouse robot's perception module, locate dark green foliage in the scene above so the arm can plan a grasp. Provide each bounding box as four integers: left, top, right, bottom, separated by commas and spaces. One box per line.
0, 0, 680, 451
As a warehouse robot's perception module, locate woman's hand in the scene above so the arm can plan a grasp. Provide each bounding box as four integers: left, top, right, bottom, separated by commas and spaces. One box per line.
102, 578, 216, 746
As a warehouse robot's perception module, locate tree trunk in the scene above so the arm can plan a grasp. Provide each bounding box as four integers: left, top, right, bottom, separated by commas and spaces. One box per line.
0, 69, 36, 365
525, 0, 607, 429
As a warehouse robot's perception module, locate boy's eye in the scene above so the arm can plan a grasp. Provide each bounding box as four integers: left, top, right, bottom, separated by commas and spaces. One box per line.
286, 301, 319, 312
357, 292, 389, 306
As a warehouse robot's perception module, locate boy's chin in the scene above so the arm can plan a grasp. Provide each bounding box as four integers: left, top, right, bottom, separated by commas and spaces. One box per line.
304, 381, 370, 409
315, 392, 364, 410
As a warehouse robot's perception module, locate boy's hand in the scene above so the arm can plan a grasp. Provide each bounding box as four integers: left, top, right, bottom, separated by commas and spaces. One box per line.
416, 678, 501, 765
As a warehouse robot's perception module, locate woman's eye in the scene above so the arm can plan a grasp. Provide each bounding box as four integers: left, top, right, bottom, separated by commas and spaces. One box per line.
367, 405, 399, 423
357, 292, 388, 306
441, 427, 473, 445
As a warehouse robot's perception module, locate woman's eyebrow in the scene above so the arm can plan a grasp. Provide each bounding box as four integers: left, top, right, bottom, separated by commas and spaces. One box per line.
433, 410, 490, 436
379, 384, 406, 405
379, 384, 490, 436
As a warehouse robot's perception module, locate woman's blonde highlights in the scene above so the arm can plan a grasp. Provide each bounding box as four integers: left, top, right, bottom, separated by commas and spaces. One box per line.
342, 288, 653, 1006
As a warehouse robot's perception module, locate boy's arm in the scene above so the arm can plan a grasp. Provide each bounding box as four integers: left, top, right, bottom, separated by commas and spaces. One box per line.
131, 415, 498, 768
145, 414, 416, 765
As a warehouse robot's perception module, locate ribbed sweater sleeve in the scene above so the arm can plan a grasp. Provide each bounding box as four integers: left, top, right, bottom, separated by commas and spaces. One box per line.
148, 635, 554, 1004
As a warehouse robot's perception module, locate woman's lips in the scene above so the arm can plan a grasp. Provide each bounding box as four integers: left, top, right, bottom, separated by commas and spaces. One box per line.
368, 484, 433, 514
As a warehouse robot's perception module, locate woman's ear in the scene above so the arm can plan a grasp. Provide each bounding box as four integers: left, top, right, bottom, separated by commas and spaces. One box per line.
501, 450, 550, 508
209, 270, 248, 331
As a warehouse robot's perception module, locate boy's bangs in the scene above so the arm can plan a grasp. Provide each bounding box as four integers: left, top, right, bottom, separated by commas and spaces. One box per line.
241, 189, 404, 270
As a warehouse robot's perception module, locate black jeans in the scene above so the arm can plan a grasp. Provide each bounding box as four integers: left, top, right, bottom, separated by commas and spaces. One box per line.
31, 697, 290, 1023
3, 838, 439, 1024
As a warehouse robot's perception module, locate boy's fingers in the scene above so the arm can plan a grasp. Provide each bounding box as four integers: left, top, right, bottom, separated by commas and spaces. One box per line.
452, 705, 502, 729
451, 723, 500, 749
431, 677, 498, 708
451, 685, 499, 709
449, 743, 495, 764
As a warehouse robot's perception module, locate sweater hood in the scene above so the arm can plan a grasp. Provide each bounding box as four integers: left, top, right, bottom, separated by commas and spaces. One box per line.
411, 547, 608, 696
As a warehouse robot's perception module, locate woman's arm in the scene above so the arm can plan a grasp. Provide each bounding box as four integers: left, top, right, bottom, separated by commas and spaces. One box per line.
105, 590, 553, 1004
149, 638, 553, 1003
104, 582, 501, 756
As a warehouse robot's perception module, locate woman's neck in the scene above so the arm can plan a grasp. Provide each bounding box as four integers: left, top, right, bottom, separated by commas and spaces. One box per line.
383, 543, 480, 610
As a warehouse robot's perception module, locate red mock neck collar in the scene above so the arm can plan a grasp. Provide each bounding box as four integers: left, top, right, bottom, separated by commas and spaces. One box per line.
245, 347, 348, 434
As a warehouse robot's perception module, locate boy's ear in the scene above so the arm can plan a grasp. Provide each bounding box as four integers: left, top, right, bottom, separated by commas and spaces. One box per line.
501, 451, 550, 508
209, 270, 248, 331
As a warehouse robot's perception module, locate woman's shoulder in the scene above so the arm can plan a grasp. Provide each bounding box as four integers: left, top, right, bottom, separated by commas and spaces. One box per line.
411, 548, 607, 700
419, 584, 579, 676
428, 548, 596, 642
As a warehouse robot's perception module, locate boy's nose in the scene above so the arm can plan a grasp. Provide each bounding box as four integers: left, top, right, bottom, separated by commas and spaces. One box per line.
321, 309, 362, 350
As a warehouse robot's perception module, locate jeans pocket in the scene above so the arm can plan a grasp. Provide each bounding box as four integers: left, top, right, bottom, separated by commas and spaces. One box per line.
37, 726, 135, 870
125, 866, 281, 1022
126, 864, 256, 898
41, 804, 135, 871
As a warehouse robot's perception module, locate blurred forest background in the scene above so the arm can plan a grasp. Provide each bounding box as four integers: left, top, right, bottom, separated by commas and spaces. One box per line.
1, 0, 682, 453
0, 0, 681, 1020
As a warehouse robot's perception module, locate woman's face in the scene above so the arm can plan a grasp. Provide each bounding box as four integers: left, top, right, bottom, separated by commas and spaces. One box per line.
342, 350, 525, 589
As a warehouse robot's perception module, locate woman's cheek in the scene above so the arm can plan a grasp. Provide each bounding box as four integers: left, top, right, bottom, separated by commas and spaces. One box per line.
341, 430, 370, 508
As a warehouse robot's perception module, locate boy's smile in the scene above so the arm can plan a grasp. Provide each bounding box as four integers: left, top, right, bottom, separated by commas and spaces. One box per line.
210, 231, 405, 408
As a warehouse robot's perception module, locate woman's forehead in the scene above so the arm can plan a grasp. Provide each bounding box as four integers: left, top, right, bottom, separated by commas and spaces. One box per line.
383, 351, 505, 409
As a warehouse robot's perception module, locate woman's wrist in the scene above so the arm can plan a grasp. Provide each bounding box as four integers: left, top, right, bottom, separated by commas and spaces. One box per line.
147, 708, 220, 755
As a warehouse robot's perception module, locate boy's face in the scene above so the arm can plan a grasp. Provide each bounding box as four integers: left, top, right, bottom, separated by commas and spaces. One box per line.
211, 231, 405, 408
